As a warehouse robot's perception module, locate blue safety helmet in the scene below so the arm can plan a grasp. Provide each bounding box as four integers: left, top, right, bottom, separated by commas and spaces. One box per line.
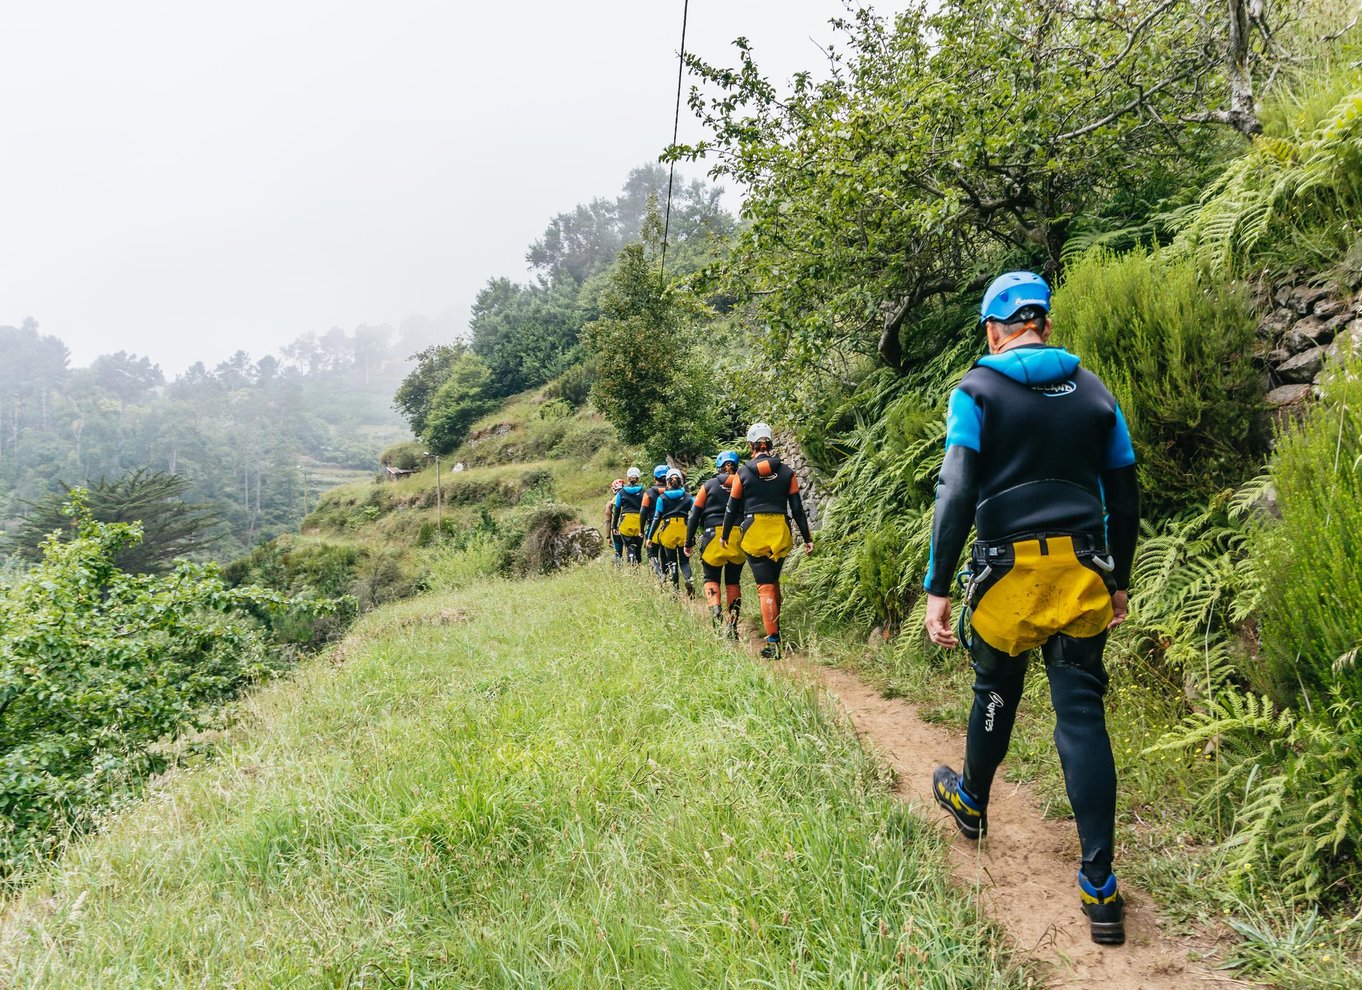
980, 271, 1051, 323
653, 464, 669, 480
715, 450, 740, 471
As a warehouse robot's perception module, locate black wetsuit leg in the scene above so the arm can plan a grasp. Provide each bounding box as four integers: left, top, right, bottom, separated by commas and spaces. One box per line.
622, 536, 642, 565
612, 534, 624, 559
747, 556, 784, 584
965, 630, 1116, 886
962, 638, 1028, 807
1042, 631, 1116, 886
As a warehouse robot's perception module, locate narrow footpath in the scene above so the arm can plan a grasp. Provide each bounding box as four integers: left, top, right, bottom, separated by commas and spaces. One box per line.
774, 650, 1254, 990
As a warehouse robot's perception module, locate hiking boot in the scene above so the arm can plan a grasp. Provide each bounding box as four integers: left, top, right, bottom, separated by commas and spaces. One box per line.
931, 765, 986, 840
710, 605, 724, 632
1079, 872, 1125, 945
759, 636, 782, 659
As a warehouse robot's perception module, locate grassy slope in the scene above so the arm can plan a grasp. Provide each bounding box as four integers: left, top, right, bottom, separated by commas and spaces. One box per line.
0, 565, 1023, 989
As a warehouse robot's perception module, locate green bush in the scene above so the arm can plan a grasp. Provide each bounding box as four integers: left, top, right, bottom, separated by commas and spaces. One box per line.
0, 496, 346, 874
379, 441, 426, 471
1051, 248, 1268, 509
1254, 350, 1362, 707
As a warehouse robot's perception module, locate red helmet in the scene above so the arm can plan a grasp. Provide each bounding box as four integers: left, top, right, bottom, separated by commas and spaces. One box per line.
610, 478, 625, 493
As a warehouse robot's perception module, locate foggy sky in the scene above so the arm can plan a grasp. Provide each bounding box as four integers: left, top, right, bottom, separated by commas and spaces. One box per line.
1, 1, 843, 374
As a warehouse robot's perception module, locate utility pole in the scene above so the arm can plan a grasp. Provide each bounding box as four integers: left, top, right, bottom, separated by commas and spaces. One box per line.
425, 451, 443, 541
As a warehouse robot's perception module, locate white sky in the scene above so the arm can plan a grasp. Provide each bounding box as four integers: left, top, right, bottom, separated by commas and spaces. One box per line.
1, 0, 845, 374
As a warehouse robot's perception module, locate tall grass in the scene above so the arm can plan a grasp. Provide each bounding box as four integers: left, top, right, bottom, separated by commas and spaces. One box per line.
0, 566, 1023, 989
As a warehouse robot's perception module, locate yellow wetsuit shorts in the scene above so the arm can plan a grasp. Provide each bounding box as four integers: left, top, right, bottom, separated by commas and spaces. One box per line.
740, 512, 794, 561
699, 528, 746, 566
654, 517, 688, 549
617, 512, 642, 537
969, 535, 1114, 656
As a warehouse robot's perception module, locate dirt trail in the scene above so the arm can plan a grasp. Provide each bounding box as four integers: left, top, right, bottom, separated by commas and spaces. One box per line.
771, 652, 1250, 989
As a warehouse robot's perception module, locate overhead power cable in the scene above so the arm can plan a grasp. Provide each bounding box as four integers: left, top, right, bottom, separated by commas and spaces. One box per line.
659, 0, 690, 292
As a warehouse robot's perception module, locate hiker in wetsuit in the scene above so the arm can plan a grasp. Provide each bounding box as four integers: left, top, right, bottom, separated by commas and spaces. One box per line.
687, 449, 745, 638
611, 466, 647, 565
646, 467, 694, 596
720, 423, 813, 658
640, 464, 670, 580
923, 270, 1141, 946
605, 478, 625, 565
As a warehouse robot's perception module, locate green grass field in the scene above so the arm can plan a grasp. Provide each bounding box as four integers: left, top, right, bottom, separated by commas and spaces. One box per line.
0, 563, 1023, 989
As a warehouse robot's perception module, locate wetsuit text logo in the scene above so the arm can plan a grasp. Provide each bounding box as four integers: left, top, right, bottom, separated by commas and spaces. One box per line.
1033, 380, 1077, 397
985, 691, 1005, 731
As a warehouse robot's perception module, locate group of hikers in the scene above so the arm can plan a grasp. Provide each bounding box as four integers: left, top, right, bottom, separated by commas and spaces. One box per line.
603, 422, 813, 659
599, 272, 1141, 947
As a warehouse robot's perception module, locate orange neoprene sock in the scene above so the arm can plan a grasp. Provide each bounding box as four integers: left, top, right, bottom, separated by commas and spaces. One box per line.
725, 583, 741, 607
757, 583, 780, 637
703, 581, 721, 606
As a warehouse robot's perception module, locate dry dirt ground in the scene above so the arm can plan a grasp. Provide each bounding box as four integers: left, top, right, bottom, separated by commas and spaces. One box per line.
771, 650, 1258, 990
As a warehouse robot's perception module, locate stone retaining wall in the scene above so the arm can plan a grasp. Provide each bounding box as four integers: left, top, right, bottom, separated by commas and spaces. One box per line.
1256, 274, 1362, 416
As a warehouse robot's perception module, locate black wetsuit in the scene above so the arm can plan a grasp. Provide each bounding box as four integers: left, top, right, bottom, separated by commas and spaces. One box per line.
642, 483, 667, 578
925, 344, 1140, 888
720, 454, 812, 584
611, 485, 646, 564
687, 474, 744, 586
647, 487, 694, 591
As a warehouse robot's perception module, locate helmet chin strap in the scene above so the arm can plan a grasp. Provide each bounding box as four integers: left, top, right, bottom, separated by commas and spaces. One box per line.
989, 318, 1042, 354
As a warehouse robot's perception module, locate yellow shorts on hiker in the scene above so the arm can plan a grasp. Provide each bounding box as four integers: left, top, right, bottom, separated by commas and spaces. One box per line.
655, 517, 687, 549
740, 513, 794, 561
969, 535, 1114, 656
617, 512, 642, 537
700, 529, 745, 566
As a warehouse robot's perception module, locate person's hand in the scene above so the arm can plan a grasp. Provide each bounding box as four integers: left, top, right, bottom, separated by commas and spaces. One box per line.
683, 545, 692, 557
803, 541, 814, 556
1108, 589, 1129, 629
925, 593, 958, 648
719, 538, 728, 549
644, 540, 652, 550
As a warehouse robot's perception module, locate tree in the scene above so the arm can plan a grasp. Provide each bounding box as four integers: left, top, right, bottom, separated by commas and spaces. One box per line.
675, 0, 1291, 379
583, 202, 722, 459
422, 352, 497, 454
470, 277, 581, 397
10, 468, 223, 573
394, 343, 467, 437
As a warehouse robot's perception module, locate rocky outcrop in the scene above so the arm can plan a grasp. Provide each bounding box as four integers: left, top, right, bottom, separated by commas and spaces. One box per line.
774, 429, 823, 531
1256, 275, 1362, 417
547, 526, 604, 570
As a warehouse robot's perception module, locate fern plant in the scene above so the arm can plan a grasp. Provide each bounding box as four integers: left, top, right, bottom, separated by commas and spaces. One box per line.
1172, 89, 1362, 276
1151, 690, 1361, 904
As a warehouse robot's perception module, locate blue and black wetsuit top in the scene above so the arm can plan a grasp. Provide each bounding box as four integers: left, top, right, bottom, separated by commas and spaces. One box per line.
611, 484, 645, 530
923, 344, 1140, 596
647, 487, 694, 540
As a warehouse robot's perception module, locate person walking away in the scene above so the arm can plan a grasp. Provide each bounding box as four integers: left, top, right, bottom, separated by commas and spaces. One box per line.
605, 478, 625, 565
646, 467, 694, 595
641, 464, 670, 580
611, 466, 647, 565
922, 270, 1140, 946
720, 423, 813, 658
687, 449, 746, 638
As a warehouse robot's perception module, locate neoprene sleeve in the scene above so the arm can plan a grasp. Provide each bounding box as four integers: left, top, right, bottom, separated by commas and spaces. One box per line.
924, 446, 980, 596
1099, 464, 1140, 590
720, 497, 739, 544
788, 492, 813, 543
685, 502, 702, 547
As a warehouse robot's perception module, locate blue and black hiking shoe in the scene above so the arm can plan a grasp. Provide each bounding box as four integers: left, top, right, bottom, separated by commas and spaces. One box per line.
1078, 871, 1126, 945
759, 635, 781, 659
931, 765, 986, 840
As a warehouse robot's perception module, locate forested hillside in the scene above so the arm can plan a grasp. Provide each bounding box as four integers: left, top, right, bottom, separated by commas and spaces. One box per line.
0, 317, 443, 560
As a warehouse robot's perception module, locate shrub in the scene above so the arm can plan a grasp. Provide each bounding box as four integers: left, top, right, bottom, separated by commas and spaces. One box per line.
0, 496, 347, 873
1254, 349, 1362, 707
1051, 248, 1268, 509
379, 441, 426, 471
